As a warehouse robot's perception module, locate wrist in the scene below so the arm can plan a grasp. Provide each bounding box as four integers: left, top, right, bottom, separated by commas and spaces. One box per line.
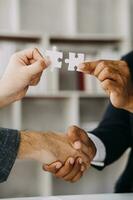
0, 80, 14, 107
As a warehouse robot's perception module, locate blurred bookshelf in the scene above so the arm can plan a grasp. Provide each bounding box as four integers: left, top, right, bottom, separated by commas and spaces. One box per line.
0, 0, 132, 198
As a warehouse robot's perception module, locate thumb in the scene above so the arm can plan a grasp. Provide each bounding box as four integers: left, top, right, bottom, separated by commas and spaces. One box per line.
67, 126, 82, 149
27, 59, 48, 76
67, 126, 90, 150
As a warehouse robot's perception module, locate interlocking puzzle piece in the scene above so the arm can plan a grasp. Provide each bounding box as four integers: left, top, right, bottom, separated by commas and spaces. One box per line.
45, 49, 63, 71
65, 52, 85, 71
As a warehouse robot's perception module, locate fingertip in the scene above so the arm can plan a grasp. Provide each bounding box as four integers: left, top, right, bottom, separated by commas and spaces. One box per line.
81, 165, 85, 172
55, 162, 63, 169
42, 164, 48, 171
68, 125, 76, 134
68, 157, 75, 165
67, 125, 80, 141
78, 158, 83, 164
73, 141, 82, 149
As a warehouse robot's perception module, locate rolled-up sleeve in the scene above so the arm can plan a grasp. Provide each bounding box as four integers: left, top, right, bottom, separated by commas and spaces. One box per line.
0, 128, 20, 182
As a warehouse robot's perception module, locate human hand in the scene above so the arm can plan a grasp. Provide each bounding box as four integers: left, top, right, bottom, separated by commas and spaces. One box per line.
43, 157, 86, 183
0, 48, 48, 107
18, 128, 90, 166
43, 126, 96, 182
77, 60, 133, 112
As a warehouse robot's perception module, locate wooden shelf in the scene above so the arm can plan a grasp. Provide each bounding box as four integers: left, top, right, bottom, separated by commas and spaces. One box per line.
25, 91, 107, 99
49, 34, 123, 45
0, 32, 42, 42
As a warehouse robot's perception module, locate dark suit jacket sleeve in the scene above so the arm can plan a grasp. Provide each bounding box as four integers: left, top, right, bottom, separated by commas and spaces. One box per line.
91, 103, 132, 168
0, 128, 20, 182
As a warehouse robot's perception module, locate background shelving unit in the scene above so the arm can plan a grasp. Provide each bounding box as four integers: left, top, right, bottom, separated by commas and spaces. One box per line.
0, 0, 132, 198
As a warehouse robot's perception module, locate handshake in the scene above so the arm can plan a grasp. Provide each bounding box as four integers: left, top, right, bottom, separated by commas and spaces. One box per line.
18, 126, 96, 183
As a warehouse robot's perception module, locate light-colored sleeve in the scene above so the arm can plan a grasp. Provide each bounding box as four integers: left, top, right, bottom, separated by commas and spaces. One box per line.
88, 133, 106, 167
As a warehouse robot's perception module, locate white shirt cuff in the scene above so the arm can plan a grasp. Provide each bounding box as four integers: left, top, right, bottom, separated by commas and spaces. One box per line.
87, 133, 106, 167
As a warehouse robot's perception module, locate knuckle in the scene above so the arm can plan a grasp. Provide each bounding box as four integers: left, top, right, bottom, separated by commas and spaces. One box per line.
105, 67, 112, 74
105, 79, 111, 86
98, 60, 106, 67
68, 125, 79, 133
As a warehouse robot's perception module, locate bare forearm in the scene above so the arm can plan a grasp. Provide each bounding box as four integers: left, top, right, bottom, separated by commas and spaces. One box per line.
0, 80, 15, 107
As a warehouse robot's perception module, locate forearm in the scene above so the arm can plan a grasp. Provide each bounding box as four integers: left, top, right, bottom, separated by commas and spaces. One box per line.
0, 80, 15, 107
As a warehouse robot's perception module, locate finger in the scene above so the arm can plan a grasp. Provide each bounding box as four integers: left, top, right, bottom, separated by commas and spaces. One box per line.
77, 60, 121, 75
93, 60, 122, 77
67, 126, 90, 152
43, 161, 63, 174
30, 59, 35, 64
71, 171, 83, 183
18, 48, 44, 61
77, 143, 92, 160
101, 79, 120, 91
77, 60, 103, 74
30, 72, 42, 85
97, 67, 121, 83
63, 158, 82, 181
101, 79, 120, 96
27, 58, 48, 76
67, 126, 89, 148
55, 157, 75, 178
71, 162, 88, 182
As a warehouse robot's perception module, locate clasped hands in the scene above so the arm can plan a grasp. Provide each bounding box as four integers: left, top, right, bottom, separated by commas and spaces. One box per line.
18, 126, 96, 183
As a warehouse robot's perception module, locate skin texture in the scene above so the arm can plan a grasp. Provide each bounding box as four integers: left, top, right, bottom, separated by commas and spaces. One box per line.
18, 127, 93, 168
77, 60, 133, 112
0, 48, 48, 107
43, 126, 96, 183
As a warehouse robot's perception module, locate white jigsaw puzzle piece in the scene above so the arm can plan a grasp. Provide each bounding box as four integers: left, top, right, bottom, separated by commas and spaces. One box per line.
45, 49, 63, 71
65, 52, 85, 71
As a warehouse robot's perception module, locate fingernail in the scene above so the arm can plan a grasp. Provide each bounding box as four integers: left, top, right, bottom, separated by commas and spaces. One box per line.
73, 141, 82, 149
78, 158, 83, 164
69, 158, 74, 165
81, 165, 85, 172
56, 162, 62, 169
